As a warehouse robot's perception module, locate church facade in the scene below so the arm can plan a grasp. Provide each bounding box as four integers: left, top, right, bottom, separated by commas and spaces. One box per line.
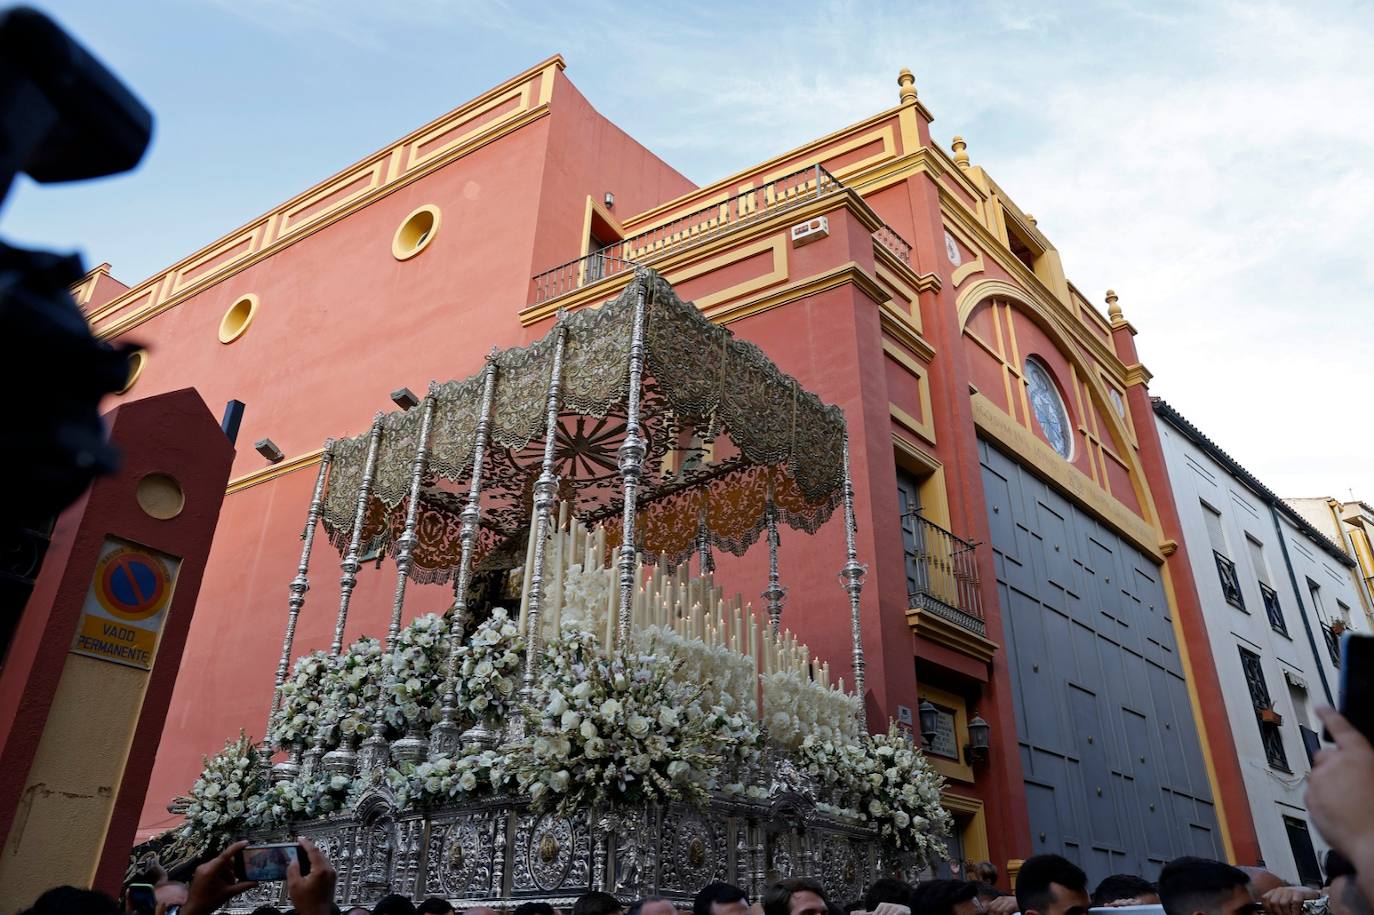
76, 57, 1261, 880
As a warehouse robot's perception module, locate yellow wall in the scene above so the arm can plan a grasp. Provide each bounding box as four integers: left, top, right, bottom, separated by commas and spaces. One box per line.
0, 654, 151, 911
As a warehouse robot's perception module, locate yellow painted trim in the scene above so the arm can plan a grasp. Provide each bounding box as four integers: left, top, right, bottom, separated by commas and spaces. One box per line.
709, 260, 888, 326
519, 193, 884, 325
118, 349, 146, 395
907, 604, 999, 663
391, 204, 441, 261
941, 791, 991, 866
217, 293, 260, 344
951, 255, 985, 287
1124, 362, 1154, 387
622, 105, 910, 231
226, 448, 324, 495
670, 235, 787, 312
879, 303, 936, 363
920, 684, 975, 783
940, 195, 1127, 384
971, 392, 1163, 561
402, 82, 532, 171
883, 340, 937, 446
898, 104, 921, 155
754, 124, 896, 187
92, 56, 563, 340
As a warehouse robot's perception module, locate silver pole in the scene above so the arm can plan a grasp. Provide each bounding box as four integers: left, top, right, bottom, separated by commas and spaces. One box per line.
332, 414, 385, 656
839, 432, 868, 727
270, 440, 334, 732
320, 414, 385, 778
361, 393, 438, 773
518, 323, 569, 709
697, 508, 713, 576
265, 440, 333, 781
615, 270, 651, 647
763, 490, 787, 634
431, 355, 500, 758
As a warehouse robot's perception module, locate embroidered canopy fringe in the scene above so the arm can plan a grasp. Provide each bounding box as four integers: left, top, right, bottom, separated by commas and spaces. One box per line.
320, 271, 846, 581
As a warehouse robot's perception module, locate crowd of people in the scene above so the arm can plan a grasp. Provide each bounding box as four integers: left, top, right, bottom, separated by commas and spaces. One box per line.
16, 707, 1374, 915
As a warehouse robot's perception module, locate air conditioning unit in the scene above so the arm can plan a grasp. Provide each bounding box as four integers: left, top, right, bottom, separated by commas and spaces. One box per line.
790, 216, 829, 247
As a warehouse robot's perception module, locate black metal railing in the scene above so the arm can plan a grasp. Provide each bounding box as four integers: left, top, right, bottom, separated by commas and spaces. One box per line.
530, 164, 915, 304
905, 512, 985, 636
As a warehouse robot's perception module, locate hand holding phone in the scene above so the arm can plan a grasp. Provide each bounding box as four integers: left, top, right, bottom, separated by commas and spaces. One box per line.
1337, 634, 1374, 745
234, 843, 311, 882
123, 884, 156, 915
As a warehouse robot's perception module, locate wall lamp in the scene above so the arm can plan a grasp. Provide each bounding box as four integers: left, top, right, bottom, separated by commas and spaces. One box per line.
604, 191, 615, 209
390, 387, 420, 410
965, 714, 991, 764
254, 438, 284, 464
918, 699, 939, 747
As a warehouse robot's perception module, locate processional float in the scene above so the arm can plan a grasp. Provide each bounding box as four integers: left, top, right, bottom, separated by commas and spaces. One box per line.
157, 270, 950, 909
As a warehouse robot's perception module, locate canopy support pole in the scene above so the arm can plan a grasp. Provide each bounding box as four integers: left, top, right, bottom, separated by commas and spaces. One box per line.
265, 438, 333, 781
839, 432, 868, 730
615, 269, 651, 647
360, 391, 438, 774
431, 355, 500, 759
514, 322, 569, 736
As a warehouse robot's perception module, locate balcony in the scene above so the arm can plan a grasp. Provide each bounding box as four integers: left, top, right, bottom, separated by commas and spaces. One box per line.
904, 512, 986, 638
530, 164, 912, 306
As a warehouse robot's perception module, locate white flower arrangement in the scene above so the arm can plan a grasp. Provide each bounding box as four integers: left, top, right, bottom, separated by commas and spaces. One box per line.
381, 613, 453, 733
270, 650, 331, 750
760, 668, 861, 750
633, 625, 756, 717
506, 623, 728, 817
558, 563, 613, 626
452, 607, 524, 722
175, 731, 266, 856
858, 726, 951, 864
251, 772, 356, 827
326, 636, 385, 742
387, 748, 510, 808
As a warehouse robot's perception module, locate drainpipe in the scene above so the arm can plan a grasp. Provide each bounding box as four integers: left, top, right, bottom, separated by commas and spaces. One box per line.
1270, 502, 1334, 706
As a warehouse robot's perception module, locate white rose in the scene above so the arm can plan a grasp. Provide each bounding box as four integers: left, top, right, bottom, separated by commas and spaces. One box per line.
667, 760, 690, 780
626, 715, 651, 739
658, 707, 679, 728
893, 810, 911, 828
458, 772, 478, 792
585, 737, 606, 758
561, 710, 581, 731
580, 718, 599, 740
599, 698, 622, 720
548, 770, 571, 793
546, 691, 568, 717
571, 681, 593, 699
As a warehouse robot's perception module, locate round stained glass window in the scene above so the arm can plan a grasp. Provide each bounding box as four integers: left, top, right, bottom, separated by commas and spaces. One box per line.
1024, 357, 1073, 458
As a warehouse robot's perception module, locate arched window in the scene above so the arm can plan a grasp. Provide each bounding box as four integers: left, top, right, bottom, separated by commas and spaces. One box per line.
1024, 356, 1073, 459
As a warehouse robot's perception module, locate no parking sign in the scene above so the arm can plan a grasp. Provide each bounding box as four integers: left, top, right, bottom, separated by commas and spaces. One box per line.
71, 538, 182, 670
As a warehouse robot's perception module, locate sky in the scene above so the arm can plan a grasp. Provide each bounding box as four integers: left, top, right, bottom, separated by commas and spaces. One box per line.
8, 0, 1373, 501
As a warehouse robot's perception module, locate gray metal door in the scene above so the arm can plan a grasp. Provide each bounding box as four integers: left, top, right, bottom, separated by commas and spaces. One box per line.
979, 440, 1222, 882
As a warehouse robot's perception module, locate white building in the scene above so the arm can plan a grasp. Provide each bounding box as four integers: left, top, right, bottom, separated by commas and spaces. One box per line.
1154, 399, 1366, 886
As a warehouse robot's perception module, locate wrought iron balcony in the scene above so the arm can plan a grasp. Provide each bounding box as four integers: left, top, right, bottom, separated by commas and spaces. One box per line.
904, 512, 986, 637
530, 164, 913, 304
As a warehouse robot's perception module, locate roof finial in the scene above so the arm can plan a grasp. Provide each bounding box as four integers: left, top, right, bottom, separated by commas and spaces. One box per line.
898, 68, 918, 104
1106, 289, 1124, 325
1025, 213, 1037, 226
951, 135, 970, 169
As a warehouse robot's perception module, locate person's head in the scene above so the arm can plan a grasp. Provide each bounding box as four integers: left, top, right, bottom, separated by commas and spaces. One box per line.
373, 896, 418, 915
20, 887, 121, 915
1325, 851, 1371, 915
1092, 875, 1161, 907
1237, 868, 1286, 901
515, 905, 557, 915
1015, 854, 1090, 915
574, 892, 625, 915
251, 907, 284, 915
763, 878, 830, 915
971, 885, 1005, 905
418, 901, 455, 915
344, 908, 371, 915
971, 863, 999, 887
629, 898, 675, 915
908, 879, 978, 915
463, 909, 498, 915
863, 879, 915, 911
695, 883, 749, 915
1159, 858, 1257, 915
153, 882, 187, 909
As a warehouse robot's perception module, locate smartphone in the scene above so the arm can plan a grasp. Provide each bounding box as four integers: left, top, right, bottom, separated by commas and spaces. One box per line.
1338, 633, 1374, 745
124, 884, 156, 915
233, 842, 310, 881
